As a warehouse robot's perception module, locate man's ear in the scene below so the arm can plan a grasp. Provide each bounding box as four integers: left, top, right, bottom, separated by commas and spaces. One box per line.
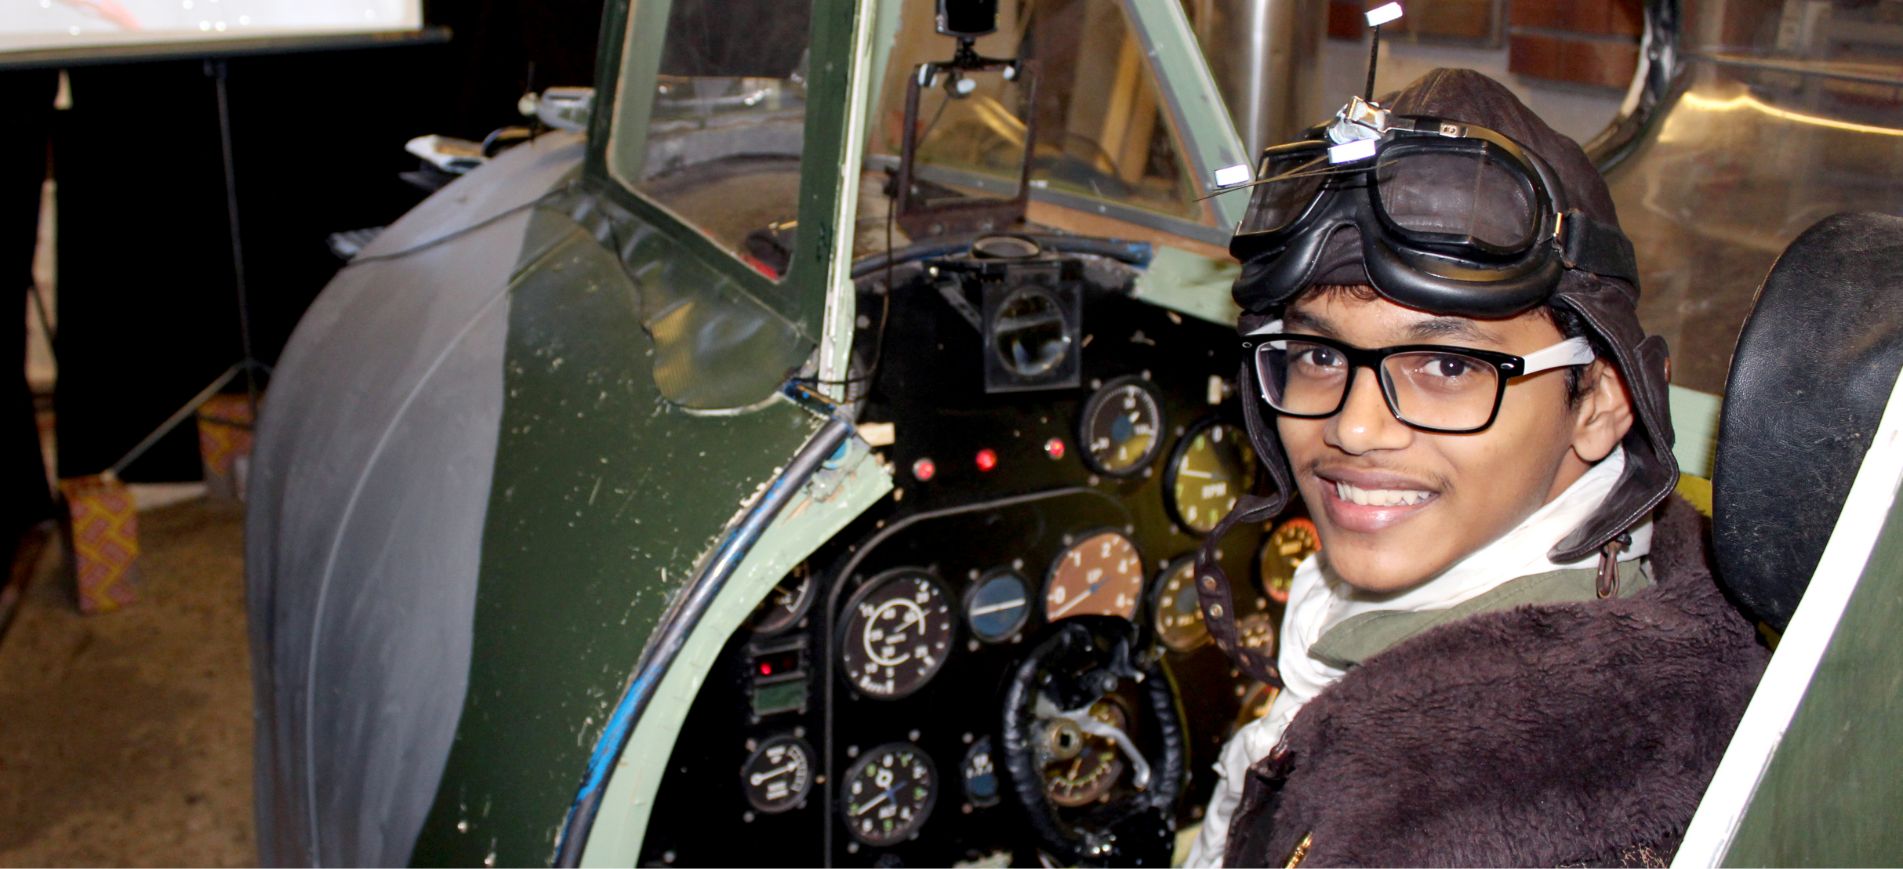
1571, 359, 1635, 464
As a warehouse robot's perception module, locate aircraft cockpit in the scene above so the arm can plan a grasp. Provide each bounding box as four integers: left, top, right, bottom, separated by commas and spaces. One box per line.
243, 0, 1903, 866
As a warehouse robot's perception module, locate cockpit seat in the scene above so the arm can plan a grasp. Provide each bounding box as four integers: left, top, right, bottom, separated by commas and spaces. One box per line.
1711, 211, 1903, 632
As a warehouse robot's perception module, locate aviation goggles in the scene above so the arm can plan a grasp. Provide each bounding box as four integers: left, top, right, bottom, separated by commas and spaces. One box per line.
1244, 320, 1596, 433
1229, 98, 1639, 317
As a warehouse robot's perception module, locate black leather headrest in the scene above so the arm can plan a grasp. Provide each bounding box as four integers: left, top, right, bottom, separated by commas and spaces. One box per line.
1712, 211, 1903, 633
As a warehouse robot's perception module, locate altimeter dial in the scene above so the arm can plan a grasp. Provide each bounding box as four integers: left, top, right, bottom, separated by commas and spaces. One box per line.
839, 570, 955, 700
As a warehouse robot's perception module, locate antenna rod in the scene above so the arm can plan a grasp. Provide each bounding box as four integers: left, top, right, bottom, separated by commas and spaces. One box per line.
1362, 3, 1404, 101
1365, 26, 1381, 100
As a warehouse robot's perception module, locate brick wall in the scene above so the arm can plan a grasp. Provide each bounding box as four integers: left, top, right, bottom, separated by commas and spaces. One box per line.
1506, 0, 1643, 89
1325, 0, 1642, 90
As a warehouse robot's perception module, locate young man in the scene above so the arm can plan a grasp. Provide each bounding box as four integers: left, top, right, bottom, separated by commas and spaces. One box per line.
1185, 69, 1768, 866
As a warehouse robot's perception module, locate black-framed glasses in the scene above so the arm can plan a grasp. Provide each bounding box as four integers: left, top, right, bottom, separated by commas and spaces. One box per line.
1244, 323, 1596, 433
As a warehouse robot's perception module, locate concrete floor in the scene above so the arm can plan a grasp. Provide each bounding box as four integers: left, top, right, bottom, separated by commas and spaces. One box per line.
0, 498, 255, 866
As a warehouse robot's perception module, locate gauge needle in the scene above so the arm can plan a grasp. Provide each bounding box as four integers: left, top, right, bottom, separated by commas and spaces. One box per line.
894, 609, 923, 633
1177, 468, 1213, 479
750, 763, 796, 785
1051, 581, 1104, 617
853, 786, 896, 817
970, 598, 1026, 616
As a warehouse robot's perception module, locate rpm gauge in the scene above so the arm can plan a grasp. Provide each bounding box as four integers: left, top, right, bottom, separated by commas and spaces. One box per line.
1150, 556, 1209, 653
1165, 421, 1257, 534
842, 742, 938, 846
1045, 530, 1144, 622
839, 570, 955, 700
1079, 376, 1164, 476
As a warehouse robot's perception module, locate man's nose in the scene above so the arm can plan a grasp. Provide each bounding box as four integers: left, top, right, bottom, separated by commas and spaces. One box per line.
1324, 368, 1413, 455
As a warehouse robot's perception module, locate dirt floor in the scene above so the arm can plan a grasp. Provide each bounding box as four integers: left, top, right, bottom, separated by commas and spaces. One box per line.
0, 498, 255, 866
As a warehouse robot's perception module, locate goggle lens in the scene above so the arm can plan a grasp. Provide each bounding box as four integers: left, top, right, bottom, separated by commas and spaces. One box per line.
1373, 146, 1539, 252
1239, 150, 1333, 235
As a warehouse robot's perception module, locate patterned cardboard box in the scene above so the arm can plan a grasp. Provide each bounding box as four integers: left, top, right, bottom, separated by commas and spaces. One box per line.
59, 474, 141, 615
197, 394, 256, 502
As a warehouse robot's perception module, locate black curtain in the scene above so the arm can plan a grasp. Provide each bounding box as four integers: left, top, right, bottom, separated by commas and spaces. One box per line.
50, 0, 602, 481
1, 70, 58, 545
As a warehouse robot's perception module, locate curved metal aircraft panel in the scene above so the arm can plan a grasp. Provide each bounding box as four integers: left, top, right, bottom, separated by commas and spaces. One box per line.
246, 135, 586, 867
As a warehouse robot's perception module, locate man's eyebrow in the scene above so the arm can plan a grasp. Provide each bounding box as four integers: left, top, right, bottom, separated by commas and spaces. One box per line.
1407, 316, 1502, 345
1282, 308, 1336, 335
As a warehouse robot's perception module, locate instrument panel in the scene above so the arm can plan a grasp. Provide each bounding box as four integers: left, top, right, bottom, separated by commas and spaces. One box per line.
637, 238, 1322, 866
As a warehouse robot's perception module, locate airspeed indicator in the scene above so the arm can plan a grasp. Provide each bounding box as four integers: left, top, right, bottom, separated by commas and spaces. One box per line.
839, 570, 955, 699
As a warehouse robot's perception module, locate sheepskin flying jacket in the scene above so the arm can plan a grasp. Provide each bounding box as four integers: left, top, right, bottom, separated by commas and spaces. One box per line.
1224, 496, 1769, 867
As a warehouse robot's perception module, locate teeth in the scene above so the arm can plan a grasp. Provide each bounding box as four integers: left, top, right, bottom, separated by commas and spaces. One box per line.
1335, 480, 1433, 507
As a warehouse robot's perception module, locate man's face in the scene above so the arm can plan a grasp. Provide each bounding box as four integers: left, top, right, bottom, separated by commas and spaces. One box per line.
1274, 289, 1599, 594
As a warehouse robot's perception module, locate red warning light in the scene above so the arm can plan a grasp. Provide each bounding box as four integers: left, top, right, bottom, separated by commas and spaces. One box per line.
1044, 438, 1066, 460
912, 458, 937, 482
759, 662, 773, 676
975, 449, 999, 472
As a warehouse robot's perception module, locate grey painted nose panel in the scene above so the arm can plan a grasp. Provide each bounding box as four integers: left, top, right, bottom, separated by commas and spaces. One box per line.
245, 134, 584, 867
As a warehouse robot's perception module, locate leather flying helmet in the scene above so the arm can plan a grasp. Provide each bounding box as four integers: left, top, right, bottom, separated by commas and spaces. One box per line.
1195, 69, 1678, 688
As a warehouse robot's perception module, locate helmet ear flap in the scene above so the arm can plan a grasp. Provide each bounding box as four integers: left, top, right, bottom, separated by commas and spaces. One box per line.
1237, 360, 1295, 514
1192, 361, 1297, 689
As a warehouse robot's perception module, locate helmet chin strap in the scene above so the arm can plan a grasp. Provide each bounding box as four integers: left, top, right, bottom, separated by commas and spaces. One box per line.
1194, 362, 1294, 689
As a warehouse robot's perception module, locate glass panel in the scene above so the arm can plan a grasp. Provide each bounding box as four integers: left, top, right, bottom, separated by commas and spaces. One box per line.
608, 0, 815, 275
868, 0, 1206, 223
1609, 0, 1903, 395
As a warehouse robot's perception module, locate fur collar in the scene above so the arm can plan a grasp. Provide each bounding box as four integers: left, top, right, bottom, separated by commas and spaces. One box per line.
1226, 497, 1769, 867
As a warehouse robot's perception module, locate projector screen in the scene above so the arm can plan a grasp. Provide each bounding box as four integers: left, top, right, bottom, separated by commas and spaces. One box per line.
1, 0, 427, 67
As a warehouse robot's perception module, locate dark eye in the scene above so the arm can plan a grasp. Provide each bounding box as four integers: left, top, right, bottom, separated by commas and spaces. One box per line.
1426, 355, 1476, 379
1294, 345, 1343, 370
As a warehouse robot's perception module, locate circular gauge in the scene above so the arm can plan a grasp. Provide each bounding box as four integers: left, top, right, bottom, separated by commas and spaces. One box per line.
839, 570, 956, 700
965, 570, 1031, 643
1237, 612, 1276, 655
1044, 530, 1144, 622
841, 742, 938, 846
740, 734, 814, 814
1040, 699, 1129, 807
1235, 682, 1282, 733
1150, 556, 1209, 653
750, 562, 816, 635
1165, 421, 1258, 534
1258, 517, 1321, 605
962, 736, 1000, 808
1079, 376, 1164, 476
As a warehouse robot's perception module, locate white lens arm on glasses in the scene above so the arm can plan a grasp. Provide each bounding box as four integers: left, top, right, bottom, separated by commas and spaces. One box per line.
1248, 320, 1594, 373
1518, 337, 1595, 375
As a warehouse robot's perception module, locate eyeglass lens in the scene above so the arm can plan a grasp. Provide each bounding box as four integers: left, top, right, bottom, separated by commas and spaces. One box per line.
1256, 340, 1502, 431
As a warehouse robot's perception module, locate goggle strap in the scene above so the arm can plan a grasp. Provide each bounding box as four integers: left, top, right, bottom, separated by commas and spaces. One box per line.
1561, 209, 1640, 286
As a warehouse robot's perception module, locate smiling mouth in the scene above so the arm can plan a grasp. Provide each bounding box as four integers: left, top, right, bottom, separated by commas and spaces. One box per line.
1333, 480, 1435, 507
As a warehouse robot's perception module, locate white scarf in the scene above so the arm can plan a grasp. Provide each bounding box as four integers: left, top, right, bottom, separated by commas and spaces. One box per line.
1186, 448, 1650, 867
